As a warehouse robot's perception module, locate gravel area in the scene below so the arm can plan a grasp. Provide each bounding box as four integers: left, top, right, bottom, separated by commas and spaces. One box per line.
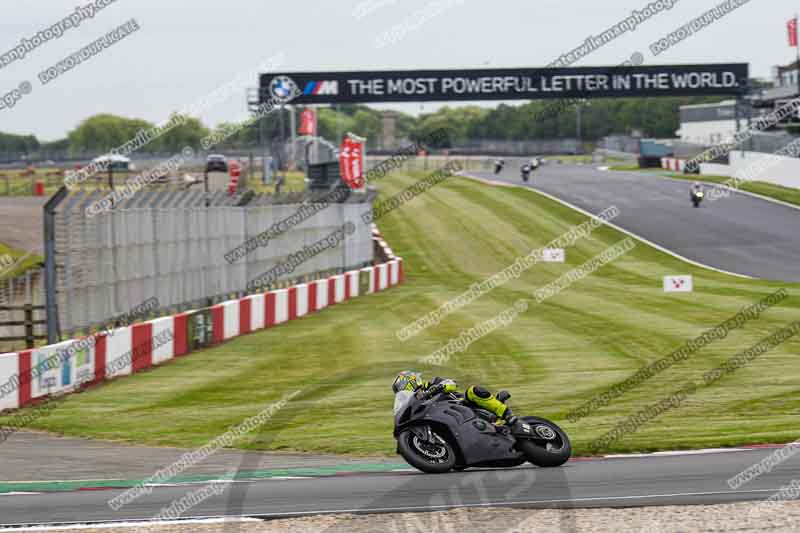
0, 196, 48, 255
19, 501, 800, 532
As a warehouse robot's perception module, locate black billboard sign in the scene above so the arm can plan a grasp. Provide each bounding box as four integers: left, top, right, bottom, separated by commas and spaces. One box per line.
260, 64, 749, 105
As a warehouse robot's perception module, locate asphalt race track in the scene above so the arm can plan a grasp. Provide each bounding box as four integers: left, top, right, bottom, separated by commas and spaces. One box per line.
0, 448, 798, 526
470, 163, 800, 282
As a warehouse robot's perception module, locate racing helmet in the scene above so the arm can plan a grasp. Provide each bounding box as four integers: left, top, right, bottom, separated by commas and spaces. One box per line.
392, 371, 422, 394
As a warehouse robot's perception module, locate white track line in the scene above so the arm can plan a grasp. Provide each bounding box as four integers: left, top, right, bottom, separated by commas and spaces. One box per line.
603, 448, 748, 459
0, 517, 259, 532
464, 173, 754, 280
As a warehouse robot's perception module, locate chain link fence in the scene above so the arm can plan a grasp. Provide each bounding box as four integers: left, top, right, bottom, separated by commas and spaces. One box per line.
52, 188, 375, 337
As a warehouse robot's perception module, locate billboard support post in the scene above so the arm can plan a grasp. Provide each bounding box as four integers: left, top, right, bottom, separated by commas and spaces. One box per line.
44, 186, 68, 344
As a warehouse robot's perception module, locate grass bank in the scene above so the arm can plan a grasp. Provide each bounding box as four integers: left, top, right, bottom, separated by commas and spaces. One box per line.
4, 169, 799, 456
0, 242, 42, 279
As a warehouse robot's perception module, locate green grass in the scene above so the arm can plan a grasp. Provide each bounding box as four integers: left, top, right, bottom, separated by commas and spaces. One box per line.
610, 166, 800, 209
4, 170, 800, 457
0, 169, 65, 196
245, 170, 306, 193
0, 242, 42, 279
0, 168, 309, 196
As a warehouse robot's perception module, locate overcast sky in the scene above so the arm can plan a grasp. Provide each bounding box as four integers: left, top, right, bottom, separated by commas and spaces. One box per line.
0, 0, 793, 140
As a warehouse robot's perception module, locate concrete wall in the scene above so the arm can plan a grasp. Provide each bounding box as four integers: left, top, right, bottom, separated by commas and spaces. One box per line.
665, 153, 800, 190
699, 163, 733, 177
695, 152, 800, 189
726, 151, 800, 189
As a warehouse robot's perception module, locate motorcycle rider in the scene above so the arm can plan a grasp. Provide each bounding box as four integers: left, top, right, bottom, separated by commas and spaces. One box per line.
521, 162, 532, 180
690, 181, 704, 199
392, 371, 518, 425
494, 158, 505, 174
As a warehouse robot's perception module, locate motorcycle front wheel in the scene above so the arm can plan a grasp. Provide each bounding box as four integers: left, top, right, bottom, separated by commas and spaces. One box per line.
397, 427, 457, 473
515, 416, 571, 467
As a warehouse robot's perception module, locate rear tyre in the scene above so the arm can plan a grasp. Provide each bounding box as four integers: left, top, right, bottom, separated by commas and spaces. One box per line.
516, 416, 571, 468
397, 427, 457, 474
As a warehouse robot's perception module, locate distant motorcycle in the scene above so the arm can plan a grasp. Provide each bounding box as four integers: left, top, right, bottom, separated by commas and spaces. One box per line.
393, 386, 571, 473
494, 160, 505, 175
521, 164, 532, 182
691, 189, 704, 208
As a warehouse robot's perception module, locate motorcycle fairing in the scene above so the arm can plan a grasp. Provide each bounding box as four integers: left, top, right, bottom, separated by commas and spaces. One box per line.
396, 396, 522, 466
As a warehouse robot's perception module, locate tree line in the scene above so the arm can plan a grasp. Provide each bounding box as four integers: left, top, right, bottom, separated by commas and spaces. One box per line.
1, 95, 723, 158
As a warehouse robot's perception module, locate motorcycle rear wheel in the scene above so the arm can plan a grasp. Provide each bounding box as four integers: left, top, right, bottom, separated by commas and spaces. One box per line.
516, 416, 571, 468
397, 427, 457, 474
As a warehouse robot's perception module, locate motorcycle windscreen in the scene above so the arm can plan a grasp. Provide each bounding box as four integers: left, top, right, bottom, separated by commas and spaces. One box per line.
393, 390, 414, 415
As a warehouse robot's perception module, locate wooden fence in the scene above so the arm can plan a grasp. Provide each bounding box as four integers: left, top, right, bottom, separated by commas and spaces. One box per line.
0, 304, 46, 348
0, 268, 46, 351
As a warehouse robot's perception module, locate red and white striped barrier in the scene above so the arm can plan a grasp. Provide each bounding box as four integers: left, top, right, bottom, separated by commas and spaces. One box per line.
0, 256, 403, 412
372, 224, 397, 260
660, 158, 686, 172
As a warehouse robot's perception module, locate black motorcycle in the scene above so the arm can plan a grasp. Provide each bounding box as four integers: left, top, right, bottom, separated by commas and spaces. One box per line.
494, 160, 505, 175
691, 189, 704, 208
521, 164, 532, 182
393, 388, 571, 473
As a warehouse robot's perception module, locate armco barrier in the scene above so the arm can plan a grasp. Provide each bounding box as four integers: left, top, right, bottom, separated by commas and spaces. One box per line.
0, 257, 404, 413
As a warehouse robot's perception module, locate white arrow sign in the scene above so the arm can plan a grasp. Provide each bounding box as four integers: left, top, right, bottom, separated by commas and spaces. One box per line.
542, 248, 566, 263
664, 275, 693, 293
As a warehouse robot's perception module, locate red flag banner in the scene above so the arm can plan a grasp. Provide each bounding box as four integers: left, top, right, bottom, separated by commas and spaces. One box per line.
299, 108, 317, 136
789, 18, 798, 47
340, 137, 353, 186
349, 138, 364, 189
339, 137, 364, 190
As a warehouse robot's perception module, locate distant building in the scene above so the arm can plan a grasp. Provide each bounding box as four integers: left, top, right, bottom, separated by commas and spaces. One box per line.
675, 60, 800, 153
748, 60, 800, 124
676, 100, 749, 145
773, 61, 800, 89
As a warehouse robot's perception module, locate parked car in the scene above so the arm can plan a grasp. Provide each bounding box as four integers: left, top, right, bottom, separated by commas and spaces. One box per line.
92, 154, 134, 172
206, 154, 228, 172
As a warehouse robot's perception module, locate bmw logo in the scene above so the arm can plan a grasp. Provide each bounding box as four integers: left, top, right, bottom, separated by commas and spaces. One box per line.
270, 76, 297, 103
